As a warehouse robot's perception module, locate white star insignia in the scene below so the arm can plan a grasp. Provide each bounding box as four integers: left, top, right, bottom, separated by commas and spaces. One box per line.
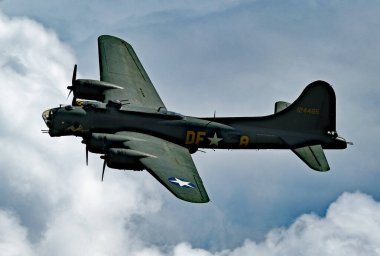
208, 132, 223, 146
169, 177, 195, 188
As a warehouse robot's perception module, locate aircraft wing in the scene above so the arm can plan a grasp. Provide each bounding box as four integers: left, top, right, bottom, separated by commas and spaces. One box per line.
117, 131, 210, 203
98, 35, 166, 110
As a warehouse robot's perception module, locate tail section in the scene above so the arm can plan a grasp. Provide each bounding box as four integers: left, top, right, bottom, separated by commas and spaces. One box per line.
211, 80, 346, 171
273, 81, 333, 172
273, 80, 336, 134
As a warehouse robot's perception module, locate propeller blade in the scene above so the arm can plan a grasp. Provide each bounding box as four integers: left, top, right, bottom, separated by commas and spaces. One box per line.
102, 159, 106, 182
72, 64, 77, 84
66, 89, 72, 100
66, 64, 77, 101
86, 146, 88, 166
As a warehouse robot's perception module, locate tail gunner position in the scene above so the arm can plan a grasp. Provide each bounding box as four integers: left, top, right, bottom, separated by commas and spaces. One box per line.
42, 35, 350, 203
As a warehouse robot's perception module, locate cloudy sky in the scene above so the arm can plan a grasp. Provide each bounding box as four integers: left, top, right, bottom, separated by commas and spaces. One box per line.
0, 0, 379, 255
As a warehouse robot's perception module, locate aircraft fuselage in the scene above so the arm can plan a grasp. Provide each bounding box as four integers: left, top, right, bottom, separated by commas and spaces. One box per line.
45, 103, 346, 155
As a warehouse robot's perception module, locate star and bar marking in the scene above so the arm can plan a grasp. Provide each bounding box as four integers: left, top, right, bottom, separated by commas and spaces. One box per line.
185, 130, 250, 148
168, 177, 196, 188
207, 132, 223, 146
185, 131, 223, 146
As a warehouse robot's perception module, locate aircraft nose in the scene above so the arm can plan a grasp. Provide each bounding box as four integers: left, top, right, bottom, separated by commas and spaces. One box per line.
42, 109, 53, 128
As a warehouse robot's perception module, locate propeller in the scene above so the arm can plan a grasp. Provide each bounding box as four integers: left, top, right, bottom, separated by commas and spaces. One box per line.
86, 145, 89, 166
66, 64, 77, 103
81, 139, 89, 166
101, 156, 107, 182
100, 135, 109, 181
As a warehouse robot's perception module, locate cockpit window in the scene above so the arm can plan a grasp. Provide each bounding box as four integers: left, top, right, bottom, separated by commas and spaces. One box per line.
156, 108, 185, 119
165, 111, 184, 118
159, 110, 185, 120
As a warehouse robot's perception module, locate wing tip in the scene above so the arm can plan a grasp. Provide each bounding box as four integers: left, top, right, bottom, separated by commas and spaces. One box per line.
176, 194, 210, 204
98, 35, 132, 47
146, 168, 210, 203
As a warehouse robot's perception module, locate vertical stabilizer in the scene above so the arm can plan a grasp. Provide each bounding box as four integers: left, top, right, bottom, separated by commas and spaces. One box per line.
273, 81, 336, 133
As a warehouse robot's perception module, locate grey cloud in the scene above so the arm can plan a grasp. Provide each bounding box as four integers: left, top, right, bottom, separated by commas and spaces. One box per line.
1, 55, 27, 75
0, 210, 36, 256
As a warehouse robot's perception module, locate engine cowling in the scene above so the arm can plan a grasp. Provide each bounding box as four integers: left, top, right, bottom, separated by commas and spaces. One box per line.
68, 79, 123, 102
104, 154, 143, 171
85, 133, 130, 154
103, 148, 155, 171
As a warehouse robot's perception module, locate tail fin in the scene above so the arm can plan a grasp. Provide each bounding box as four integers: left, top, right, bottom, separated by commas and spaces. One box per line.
273, 81, 333, 172
273, 80, 336, 134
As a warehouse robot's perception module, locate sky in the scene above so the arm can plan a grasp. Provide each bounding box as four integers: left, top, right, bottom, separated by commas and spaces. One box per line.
0, 0, 379, 255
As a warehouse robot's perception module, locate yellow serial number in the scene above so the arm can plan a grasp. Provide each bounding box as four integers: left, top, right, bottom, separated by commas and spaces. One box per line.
296, 107, 320, 115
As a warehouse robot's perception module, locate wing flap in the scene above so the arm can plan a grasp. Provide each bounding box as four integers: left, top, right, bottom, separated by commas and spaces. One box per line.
117, 132, 209, 203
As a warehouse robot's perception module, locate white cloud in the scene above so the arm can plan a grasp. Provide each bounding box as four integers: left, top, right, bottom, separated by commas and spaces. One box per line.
170, 192, 380, 256
234, 192, 380, 256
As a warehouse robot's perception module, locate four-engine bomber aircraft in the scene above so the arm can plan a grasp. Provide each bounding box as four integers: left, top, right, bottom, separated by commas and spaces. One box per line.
42, 35, 349, 203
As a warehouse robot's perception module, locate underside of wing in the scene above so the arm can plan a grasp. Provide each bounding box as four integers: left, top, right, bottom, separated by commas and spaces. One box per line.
116, 132, 209, 203
98, 35, 166, 110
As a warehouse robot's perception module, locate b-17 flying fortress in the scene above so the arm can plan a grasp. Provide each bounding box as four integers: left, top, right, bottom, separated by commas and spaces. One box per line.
42, 35, 349, 203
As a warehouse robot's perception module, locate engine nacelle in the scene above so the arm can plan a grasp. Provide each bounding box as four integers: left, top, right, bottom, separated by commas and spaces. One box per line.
104, 154, 143, 171
86, 133, 129, 154
104, 148, 155, 171
68, 79, 123, 102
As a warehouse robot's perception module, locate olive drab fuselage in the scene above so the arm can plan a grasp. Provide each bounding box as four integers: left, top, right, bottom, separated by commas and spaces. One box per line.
44, 100, 346, 156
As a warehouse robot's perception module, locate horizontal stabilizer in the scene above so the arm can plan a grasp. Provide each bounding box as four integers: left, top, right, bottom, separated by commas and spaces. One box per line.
292, 145, 330, 172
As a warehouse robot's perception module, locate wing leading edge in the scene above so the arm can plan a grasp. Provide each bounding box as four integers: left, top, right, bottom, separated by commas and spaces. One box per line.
98, 35, 166, 110
117, 131, 209, 203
